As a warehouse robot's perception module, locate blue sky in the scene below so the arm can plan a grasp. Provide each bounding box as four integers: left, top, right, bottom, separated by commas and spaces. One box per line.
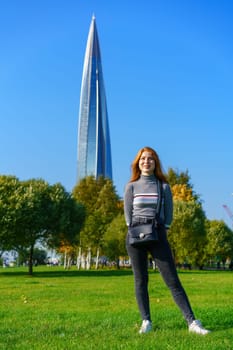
1, 0, 233, 227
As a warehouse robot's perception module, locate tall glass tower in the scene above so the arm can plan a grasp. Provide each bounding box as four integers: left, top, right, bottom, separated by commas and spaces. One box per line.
77, 16, 112, 183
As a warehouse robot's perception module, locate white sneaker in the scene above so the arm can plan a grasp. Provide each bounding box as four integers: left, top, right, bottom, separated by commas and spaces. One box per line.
139, 320, 152, 334
189, 320, 210, 335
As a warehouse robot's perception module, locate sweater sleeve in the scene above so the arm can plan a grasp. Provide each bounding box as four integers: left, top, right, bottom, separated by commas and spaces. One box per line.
163, 183, 173, 229
123, 182, 134, 226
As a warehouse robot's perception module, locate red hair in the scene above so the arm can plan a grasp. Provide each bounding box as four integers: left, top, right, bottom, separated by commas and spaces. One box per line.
130, 146, 168, 183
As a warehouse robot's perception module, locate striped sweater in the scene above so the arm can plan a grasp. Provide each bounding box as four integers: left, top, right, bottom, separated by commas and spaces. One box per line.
124, 175, 173, 229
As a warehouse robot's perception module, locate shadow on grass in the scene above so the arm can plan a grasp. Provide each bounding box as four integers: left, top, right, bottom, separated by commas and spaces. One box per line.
0, 267, 134, 278
1, 267, 229, 280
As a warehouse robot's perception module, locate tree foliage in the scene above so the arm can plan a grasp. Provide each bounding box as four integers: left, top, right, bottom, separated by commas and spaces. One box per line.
172, 184, 194, 202
0, 175, 85, 274
166, 168, 209, 268
205, 220, 233, 264
103, 214, 127, 266
0, 175, 20, 250
167, 168, 193, 187
168, 200, 207, 267
167, 168, 199, 202
72, 176, 121, 252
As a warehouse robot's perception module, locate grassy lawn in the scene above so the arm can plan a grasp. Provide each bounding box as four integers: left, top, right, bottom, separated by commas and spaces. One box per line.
0, 267, 232, 349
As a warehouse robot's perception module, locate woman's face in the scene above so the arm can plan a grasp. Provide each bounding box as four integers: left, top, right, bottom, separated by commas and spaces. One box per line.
139, 151, 155, 176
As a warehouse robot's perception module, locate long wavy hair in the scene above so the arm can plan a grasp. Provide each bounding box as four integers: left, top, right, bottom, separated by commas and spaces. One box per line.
130, 146, 168, 183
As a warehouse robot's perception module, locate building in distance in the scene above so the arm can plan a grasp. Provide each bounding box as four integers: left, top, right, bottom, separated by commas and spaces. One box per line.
77, 16, 112, 183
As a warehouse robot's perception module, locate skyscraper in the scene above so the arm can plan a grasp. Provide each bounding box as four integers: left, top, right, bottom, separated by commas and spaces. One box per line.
77, 16, 112, 183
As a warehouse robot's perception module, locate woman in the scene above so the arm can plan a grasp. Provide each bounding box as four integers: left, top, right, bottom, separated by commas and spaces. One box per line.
124, 146, 210, 335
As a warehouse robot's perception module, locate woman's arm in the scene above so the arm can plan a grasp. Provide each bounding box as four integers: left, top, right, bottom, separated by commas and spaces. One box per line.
163, 183, 173, 229
124, 183, 134, 226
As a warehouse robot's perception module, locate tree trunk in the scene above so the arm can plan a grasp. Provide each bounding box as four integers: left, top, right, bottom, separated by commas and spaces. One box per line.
81, 253, 86, 269
28, 244, 34, 275
64, 251, 67, 269
116, 258, 120, 269
86, 248, 91, 270
77, 247, 82, 270
95, 247, 100, 270
67, 256, 71, 269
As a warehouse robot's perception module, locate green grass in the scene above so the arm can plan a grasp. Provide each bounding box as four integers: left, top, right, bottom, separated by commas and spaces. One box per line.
0, 267, 232, 349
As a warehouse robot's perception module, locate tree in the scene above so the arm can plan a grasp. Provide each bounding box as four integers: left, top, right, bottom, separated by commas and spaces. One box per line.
167, 168, 192, 187
0, 175, 21, 251
205, 220, 233, 266
0, 176, 85, 274
172, 184, 194, 202
73, 176, 106, 212
167, 168, 199, 202
103, 214, 127, 268
168, 200, 207, 268
165, 168, 207, 268
72, 176, 121, 268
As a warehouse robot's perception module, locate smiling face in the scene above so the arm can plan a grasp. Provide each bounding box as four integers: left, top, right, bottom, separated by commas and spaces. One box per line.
138, 151, 155, 176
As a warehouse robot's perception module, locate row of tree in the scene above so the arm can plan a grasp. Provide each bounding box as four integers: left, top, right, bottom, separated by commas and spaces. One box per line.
1, 170, 233, 274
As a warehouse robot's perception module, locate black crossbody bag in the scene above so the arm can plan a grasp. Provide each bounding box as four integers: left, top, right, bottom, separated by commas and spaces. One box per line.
128, 181, 163, 247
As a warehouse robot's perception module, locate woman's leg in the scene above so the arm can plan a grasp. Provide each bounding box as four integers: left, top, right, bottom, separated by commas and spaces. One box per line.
126, 235, 151, 321
150, 228, 195, 325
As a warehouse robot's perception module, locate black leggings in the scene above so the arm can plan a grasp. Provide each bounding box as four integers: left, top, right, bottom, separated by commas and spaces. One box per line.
126, 226, 195, 325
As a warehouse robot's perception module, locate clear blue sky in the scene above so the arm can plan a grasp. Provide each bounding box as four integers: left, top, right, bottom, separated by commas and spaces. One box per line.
1, 0, 233, 227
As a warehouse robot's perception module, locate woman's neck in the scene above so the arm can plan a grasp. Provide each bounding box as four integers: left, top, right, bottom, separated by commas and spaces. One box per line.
140, 174, 156, 180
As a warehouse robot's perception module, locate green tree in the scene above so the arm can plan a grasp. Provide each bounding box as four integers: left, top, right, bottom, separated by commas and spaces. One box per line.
0, 176, 85, 274
166, 168, 207, 268
205, 220, 233, 266
167, 168, 192, 187
73, 176, 105, 212
168, 200, 207, 268
103, 213, 127, 268
167, 168, 199, 202
72, 176, 121, 265
0, 175, 21, 251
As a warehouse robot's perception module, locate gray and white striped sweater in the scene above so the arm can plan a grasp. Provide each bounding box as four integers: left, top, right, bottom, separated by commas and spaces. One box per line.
124, 175, 173, 229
